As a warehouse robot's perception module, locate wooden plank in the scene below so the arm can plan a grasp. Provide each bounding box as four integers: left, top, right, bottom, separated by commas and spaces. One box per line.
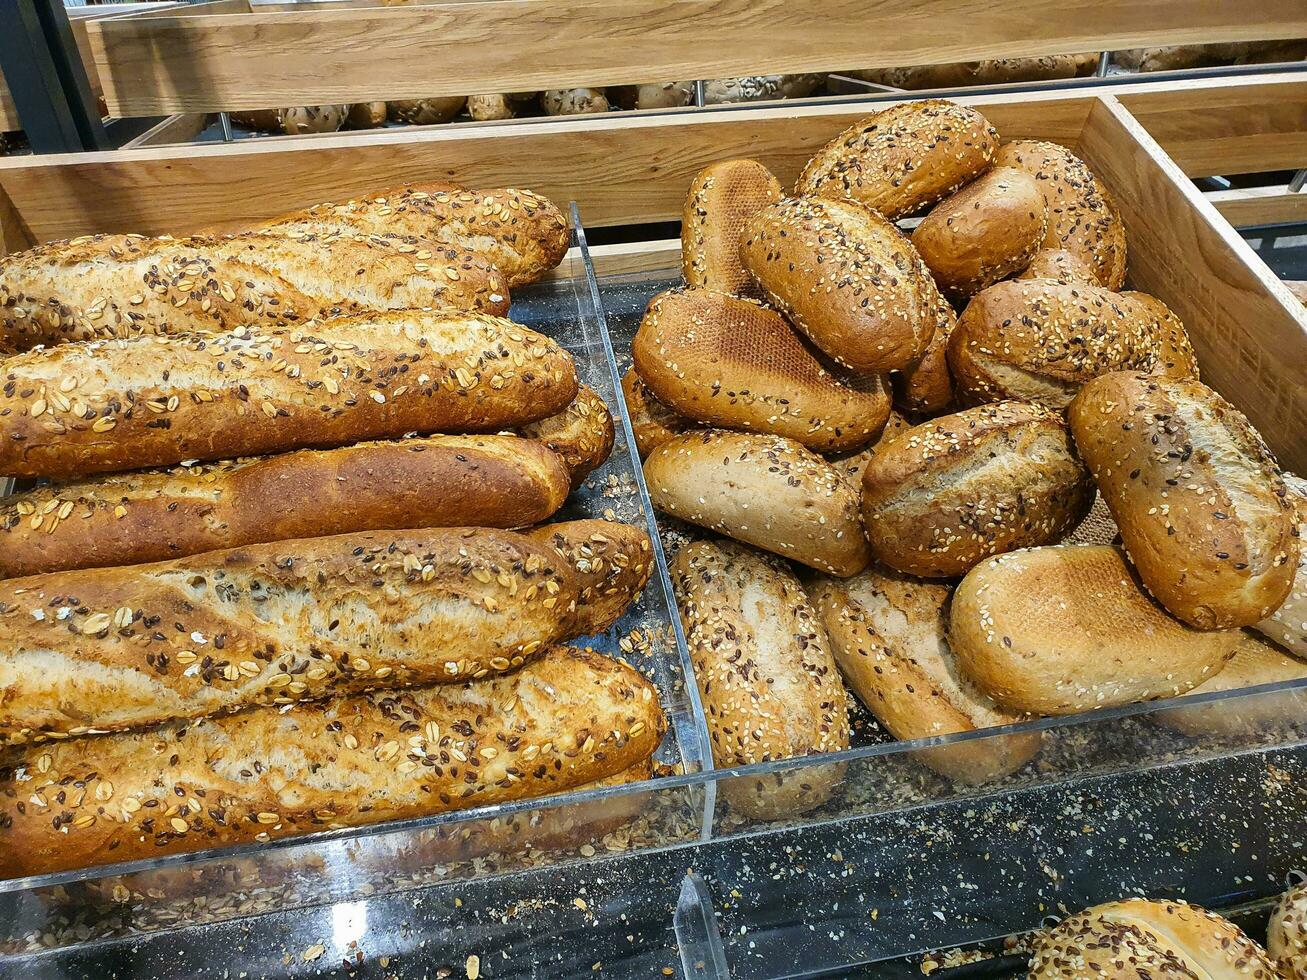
0, 76, 15, 134
122, 112, 214, 148
86, 0, 1307, 115
1076, 96, 1307, 471
1208, 186, 1307, 227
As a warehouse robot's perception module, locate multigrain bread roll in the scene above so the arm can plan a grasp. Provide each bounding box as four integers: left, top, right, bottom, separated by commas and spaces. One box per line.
911, 166, 1048, 300
1028, 898, 1280, 980
703, 74, 823, 104
740, 196, 934, 373
681, 160, 782, 298
894, 273, 958, 415
0, 645, 666, 878
0, 310, 578, 479
1016, 247, 1100, 285
344, 102, 388, 128
796, 100, 999, 219
1068, 372, 1299, 630
806, 566, 1041, 783
861, 401, 1094, 577
1118, 290, 1200, 379
515, 383, 615, 489
620, 367, 692, 459
671, 539, 849, 818
466, 94, 516, 121
632, 288, 891, 452
1270, 884, 1307, 980
645, 430, 871, 576
850, 55, 1096, 90
994, 140, 1127, 290
1255, 474, 1307, 657
0, 521, 652, 744
950, 544, 1239, 715
387, 97, 466, 125
540, 88, 609, 115
828, 410, 911, 489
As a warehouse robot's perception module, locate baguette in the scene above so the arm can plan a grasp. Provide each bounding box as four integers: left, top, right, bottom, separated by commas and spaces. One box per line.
645, 430, 871, 576
893, 272, 957, 415
740, 196, 934, 373
795, 100, 999, 220
1015, 247, 1100, 285
0, 309, 578, 479
632, 288, 891, 452
0, 645, 666, 878
0, 521, 652, 744
620, 367, 692, 459
1068, 372, 1299, 629
515, 383, 615, 488
671, 539, 849, 818
0, 435, 571, 578
806, 565, 1041, 783
1254, 474, 1307, 657
949, 544, 1239, 715
681, 160, 781, 299
1270, 885, 1307, 980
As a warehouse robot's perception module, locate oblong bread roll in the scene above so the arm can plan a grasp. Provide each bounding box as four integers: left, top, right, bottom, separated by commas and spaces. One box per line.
681, 159, 781, 299
515, 382, 615, 489
1118, 290, 1200, 379
1016, 247, 1100, 285
893, 274, 958, 416
620, 366, 692, 459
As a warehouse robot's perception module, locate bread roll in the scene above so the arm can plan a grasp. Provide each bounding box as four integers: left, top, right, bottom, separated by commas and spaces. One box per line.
703, 74, 822, 104
851, 55, 1096, 90
828, 409, 911, 489
387, 97, 466, 125
1118, 290, 1200, 379
994, 140, 1127, 290
609, 81, 694, 110
796, 100, 999, 220
526, 520, 656, 634
1068, 372, 1299, 629
1254, 474, 1307, 657
632, 288, 891, 452
950, 544, 1239, 715
671, 539, 849, 818
344, 102, 388, 128
620, 367, 691, 459
279, 105, 349, 135
0, 435, 571, 578
681, 159, 782, 298
540, 89, 609, 115
1270, 884, 1307, 980
0, 645, 666, 878
893, 275, 958, 415
0, 310, 578, 479
740, 196, 934, 373
807, 565, 1041, 782
645, 430, 871, 576
1016, 247, 1100, 285
466, 94, 516, 121
861, 401, 1094, 577
515, 383, 615, 489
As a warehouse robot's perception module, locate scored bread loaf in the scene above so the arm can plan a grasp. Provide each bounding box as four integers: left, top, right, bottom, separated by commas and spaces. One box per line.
0, 645, 666, 878
861, 401, 1094, 577
1068, 372, 1299, 630
681, 160, 781, 298
949, 544, 1240, 715
1254, 473, 1307, 657
645, 429, 871, 576
1270, 885, 1307, 980
893, 274, 958, 415
621, 367, 692, 459
1117, 290, 1200, 379
0, 309, 578, 479
806, 565, 1041, 783
671, 539, 849, 818
740, 196, 934, 373
0, 435, 571, 578
795, 100, 999, 219
632, 288, 891, 452
514, 383, 615, 488
0, 520, 652, 744
1016, 247, 1100, 285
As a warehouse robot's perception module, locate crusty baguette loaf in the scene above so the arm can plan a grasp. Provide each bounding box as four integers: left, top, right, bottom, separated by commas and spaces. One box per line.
0, 645, 666, 878
515, 383, 615, 488
645, 430, 871, 576
828, 409, 911, 489
806, 565, 1041, 783
621, 367, 692, 459
681, 160, 781, 299
949, 544, 1239, 715
1117, 290, 1200, 379
1068, 372, 1299, 630
911, 167, 1047, 300
0, 520, 652, 744
1254, 473, 1307, 657
993, 140, 1127, 290
1029, 899, 1280, 980
861, 401, 1094, 577
1015, 247, 1100, 285
0, 435, 571, 578
671, 539, 849, 818
632, 288, 891, 452
740, 196, 934, 373
1270, 884, 1307, 980
795, 100, 999, 220
0, 309, 578, 479
893, 271, 957, 415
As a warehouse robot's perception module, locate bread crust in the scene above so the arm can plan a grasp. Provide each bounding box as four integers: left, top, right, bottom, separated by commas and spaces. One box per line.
515, 383, 615, 489
1255, 474, 1307, 657
1016, 247, 1100, 285
795, 100, 998, 220
525, 519, 655, 635
850, 55, 1094, 90
0, 645, 666, 878
740, 196, 934, 373
1270, 884, 1307, 980
620, 367, 692, 459
1117, 290, 1200, 379
893, 271, 957, 415
681, 160, 781, 298
1068, 372, 1299, 629
949, 544, 1240, 715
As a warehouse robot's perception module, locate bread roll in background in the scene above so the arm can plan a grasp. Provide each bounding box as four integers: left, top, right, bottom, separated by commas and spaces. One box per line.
515, 383, 616, 489
796, 100, 999, 219
681, 159, 782, 298
829, 409, 911, 489
1254, 473, 1307, 657
807, 565, 1041, 783
1270, 884, 1307, 980
671, 539, 849, 818
632, 288, 891, 452
950, 545, 1239, 715
467, 94, 516, 121
344, 102, 388, 129
740, 196, 934, 373
1118, 290, 1201, 379
620, 367, 692, 459
540, 89, 609, 115
911, 166, 1048, 300
609, 81, 694, 110
645, 430, 871, 576
387, 97, 466, 125
893, 274, 958, 415
1285, 280, 1307, 306
849, 55, 1096, 90
702, 74, 823, 104
1069, 372, 1299, 630
1016, 248, 1100, 285
861, 401, 1094, 577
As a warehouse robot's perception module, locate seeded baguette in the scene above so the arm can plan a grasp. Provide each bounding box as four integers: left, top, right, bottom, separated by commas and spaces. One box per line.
0, 435, 572, 578
671, 539, 849, 818
0, 309, 578, 480
1270, 884, 1307, 980
681, 159, 782, 299
620, 367, 692, 459
0, 520, 652, 745
645, 429, 871, 576
1068, 372, 1299, 629
515, 383, 616, 489
0, 645, 666, 878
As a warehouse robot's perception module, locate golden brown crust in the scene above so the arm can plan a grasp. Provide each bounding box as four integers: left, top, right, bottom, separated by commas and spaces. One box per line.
1118, 290, 1200, 380
0, 645, 666, 878
515, 383, 615, 489
386, 97, 466, 125
621, 367, 693, 459
1255, 475, 1307, 657
1016, 247, 1100, 285
893, 273, 957, 415
828, 409, 911, 489
526, 519, 654, 635
681, 160, 781, 298
1270, 884, 1307, 980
